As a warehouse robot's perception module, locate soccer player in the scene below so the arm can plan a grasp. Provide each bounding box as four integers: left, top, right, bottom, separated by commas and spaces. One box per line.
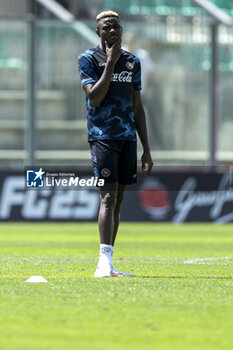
78, 10, 153, 277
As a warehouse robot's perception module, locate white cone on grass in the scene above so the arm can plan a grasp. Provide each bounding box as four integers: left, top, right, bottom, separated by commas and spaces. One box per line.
26, 276, 48, 283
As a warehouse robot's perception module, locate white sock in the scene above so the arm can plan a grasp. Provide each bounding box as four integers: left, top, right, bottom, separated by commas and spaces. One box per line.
98, 244, 113, 269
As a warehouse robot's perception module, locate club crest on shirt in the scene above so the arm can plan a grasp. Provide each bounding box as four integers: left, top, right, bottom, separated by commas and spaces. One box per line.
126, 61, 134, 70
101, 168, 111, 177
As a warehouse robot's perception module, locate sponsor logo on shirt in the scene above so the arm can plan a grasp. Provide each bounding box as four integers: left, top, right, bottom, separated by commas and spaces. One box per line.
111, 71, 133, 83
99, 62, 106, 66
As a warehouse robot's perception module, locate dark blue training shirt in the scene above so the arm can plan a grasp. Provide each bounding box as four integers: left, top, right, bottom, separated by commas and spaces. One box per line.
78, 46, 142, 141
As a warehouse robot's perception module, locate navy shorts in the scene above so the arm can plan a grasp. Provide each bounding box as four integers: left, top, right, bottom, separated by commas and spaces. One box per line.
89, 140, 137, 184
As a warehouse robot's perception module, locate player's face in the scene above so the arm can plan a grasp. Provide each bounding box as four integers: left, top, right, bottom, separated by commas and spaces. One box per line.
97, 17, 122, 45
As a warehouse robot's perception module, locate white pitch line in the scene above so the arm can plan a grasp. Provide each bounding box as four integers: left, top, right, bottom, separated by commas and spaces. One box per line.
184, 257, 230, 264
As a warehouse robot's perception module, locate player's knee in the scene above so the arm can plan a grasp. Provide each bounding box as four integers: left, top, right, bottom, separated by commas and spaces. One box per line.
100, 192, 117, 210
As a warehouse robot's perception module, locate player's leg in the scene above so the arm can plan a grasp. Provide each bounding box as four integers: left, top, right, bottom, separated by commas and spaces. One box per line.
99, 182, 118, 245
111, 184, 135, 276
89, 140, 120, 277
110, 140, 137, 277
90, 139, 135, 277
111, 185, 136, 277
111, 184, 126, 247
94, 182, 118, 277
96, 182, 134, 277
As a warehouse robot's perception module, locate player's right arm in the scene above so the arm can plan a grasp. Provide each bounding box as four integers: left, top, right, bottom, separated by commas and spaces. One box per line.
83, 39, 121, 107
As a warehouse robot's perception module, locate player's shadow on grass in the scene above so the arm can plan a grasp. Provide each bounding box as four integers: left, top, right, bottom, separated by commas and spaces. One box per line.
139, 275, 233, 279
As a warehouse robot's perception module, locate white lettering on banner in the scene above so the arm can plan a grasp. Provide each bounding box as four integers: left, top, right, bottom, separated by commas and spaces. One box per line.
72, 191, 99, 219
0, 177, 24, 218
0, 176, 99, 220
49, 191, 76, 219
173, 174, 233, 223
210, 174, 233, 217
111, 71, 133, 83
47, 190, 99, 219
22, 190, 51, 219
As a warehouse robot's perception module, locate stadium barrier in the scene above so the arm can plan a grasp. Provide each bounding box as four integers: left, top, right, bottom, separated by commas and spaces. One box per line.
0, 170, 232, 223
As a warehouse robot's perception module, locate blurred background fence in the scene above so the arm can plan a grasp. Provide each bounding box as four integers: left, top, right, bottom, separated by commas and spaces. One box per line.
0, 0, 233, 169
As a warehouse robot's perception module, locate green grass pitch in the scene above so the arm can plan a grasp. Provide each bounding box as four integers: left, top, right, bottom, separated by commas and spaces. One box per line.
0, 223, 233, 350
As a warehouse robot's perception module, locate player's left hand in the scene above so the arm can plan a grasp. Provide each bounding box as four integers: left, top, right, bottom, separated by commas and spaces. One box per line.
141, 150, 153, 176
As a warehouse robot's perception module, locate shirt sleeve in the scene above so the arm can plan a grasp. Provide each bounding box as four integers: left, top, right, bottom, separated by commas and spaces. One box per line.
133, 59, 142, 91
78, 53, 98, 87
